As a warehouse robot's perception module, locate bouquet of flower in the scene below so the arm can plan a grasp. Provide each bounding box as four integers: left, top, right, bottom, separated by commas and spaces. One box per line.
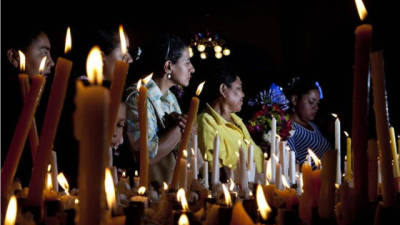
247, 83, 294, 142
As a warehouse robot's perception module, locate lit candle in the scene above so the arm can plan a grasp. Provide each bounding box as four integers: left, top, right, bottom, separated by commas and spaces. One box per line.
28, 29, 73, 207
203, 154, 209, 189
1, 74, 45, 211
299, 160, 313, 224
106, 25, 130, 151
389, 127, 400, 178
191, 148, 198, 180
74, 46, 109, 225
44, 164, 57, 200
370, 46, 396, 205
271, 117, 276, 157
4, 195, 17, 225
289, 150, 296, 185
137, 74, 153, 190
344, 131, 352, 183
126, 186, 148, 225
246, 142, 255, 183
332, 113, 341, 185
230, 202, 255, 225
17, 52, 39, 163
351, 0, 372, 207
239, 143, 249, 196
177, 150, 188, 190
211, 132, 220, 186
171, 81, 205, 190
133, 170, 140, 188
263, 153, 268, 184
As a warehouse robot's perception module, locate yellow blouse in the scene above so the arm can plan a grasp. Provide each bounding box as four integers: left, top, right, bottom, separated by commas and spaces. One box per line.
197, 104, 263, 173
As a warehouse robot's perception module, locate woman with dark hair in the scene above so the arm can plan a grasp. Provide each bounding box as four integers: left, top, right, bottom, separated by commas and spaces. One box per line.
125, 34, 195, 185
197, 66, 263, 182
285, 76, 332, 166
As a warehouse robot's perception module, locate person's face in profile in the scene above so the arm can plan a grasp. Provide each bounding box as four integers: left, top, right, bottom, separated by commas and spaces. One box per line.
295, 89, 320, 122
111, 103, 126, 149
18, 33, 55, 77
223, 76, 244, 113
103, 34, 133, 81
170, 47, 195, 87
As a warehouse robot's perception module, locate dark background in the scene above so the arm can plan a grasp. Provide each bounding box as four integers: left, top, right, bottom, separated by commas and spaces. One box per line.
2, 0, 398, 187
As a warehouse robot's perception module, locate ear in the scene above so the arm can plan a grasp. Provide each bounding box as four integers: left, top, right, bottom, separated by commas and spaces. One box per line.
7, 49, 19, 69
163, 60, 172, 74
290, 95, 298, 107
219, 83, 228, 98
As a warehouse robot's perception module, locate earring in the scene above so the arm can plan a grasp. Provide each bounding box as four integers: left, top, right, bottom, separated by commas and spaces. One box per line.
167, 73, 172, 79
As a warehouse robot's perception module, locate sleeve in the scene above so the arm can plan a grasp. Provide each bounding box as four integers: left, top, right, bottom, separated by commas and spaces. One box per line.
125, 91, 159, 159
197, 114, 220, 169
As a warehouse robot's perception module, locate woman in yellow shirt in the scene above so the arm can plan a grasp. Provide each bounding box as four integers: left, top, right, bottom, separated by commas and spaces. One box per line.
197, 66, 263, 182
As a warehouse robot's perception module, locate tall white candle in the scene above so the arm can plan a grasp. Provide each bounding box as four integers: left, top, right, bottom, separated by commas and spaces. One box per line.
334, 117, 341, 185
247, 144, 255, 182
289, 150, 296, 185
271, 118, 276, 156
239, 146, 249, 194
50, 151, 58, 192
211, 133, 220, 186
203, 156, 209, 189
275, 163, 282, 190
191, 148, 198, 180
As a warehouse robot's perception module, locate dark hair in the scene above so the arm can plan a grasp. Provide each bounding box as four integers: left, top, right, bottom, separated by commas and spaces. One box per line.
5, 26, 48, 52
132, 33, 188, 78
285, 76, 321, 99
88, 25, 121, 56
200, 64, 239, 104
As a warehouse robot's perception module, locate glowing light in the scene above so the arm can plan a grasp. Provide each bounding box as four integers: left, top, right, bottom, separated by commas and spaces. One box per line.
105, 168, 116, 210
57, 172, 70, 195
222, 183, 232, 207
65, 27, 72, 54
355, 0, 368, 21
195, 81, 206, 96
39, 56, 47, 74
256, 184, 271, 220
119, 25, 127, 55
18, 50, 25, 72
86, 46, 103, 84
4, 195, 17, 225
138, 186, 146, 195
223, 48, 231, 56
177, 188, 189, 211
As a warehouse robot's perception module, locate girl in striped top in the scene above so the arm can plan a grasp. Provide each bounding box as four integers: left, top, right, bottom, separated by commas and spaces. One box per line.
286, 77, 332, 167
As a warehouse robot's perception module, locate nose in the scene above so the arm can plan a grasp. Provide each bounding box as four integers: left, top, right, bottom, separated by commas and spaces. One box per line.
190, 63, 195, 73
47, 55, 55, 68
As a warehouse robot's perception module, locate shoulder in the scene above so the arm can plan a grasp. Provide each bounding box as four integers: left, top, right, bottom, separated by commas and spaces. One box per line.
198, 111, 217, 125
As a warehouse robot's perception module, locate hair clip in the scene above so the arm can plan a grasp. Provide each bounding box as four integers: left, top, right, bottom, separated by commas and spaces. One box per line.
315, 81, 323, 99
135, 47, 142, 61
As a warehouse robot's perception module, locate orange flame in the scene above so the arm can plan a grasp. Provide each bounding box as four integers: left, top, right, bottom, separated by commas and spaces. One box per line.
4, 195, 17, 225
46, 164, 53, 190
143, 73, 153, 84
86, 46, 103, 85
138, 186, 146, 195
119, 25, 127, 55
307, 148, 321, 168
39, 56, 47, 74
331, 113, 338, 118
256, 184, 271, 220
222, 183, 232, 207
135, 170, 138, 177
195, 81, 206, 96
344, 131, 349, 137
57, 172, 70, 195
163, 182, 168, 191
178, 213, 189, 225
105, 168, 116, 210
18, 50, 25, 72
65, 26, 72, 54
355, 0, 368, 21
183, 149, 188, 158
281, 175, 290, 189
177, 188, 189, 211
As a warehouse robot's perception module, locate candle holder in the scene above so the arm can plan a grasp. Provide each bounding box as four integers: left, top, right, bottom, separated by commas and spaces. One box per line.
242, 198, 258, 222
218, 204, 233, 225
124, 200, 145, 225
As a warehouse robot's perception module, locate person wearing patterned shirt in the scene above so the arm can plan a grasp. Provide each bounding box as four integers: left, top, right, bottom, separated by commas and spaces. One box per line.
286, 77, 332, 168
125, 34, 195, 186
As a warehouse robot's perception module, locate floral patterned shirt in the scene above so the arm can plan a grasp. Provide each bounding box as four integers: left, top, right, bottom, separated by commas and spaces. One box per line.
125, 79, 181, 158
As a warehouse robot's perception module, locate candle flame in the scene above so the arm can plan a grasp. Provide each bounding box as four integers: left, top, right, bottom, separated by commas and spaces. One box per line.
222, 183, 232, 207
178, 213, 189, 225
256, 184, 271, 220
195, 81, 206, 96
143, 73, 153, 84
204, 153, 208, 161
122, 171, 126, 178
307, 148, 321, 167
65, 26, 72, 54
135, 170, 138, 176
273, 154, 279, 163
119, 25, 127, 55
249, 191, 253, 197
344, 131, 349, 137
163, 182, 168, 191
335, 184, 340, 189
86, 46, 103, 85
47, 164, 52, 172
46, 170, 53, 190
229, 178, 235, 191
331, 113, 338, 118
281, 175, 290, 189
4, 195, 17, 225
137, 79, 142, 91
177, 188, 189, 211
57, 172, 70, 195
18, 50, 25, 72
138, 186, 146, 195
191, 148, 195, 155
264, 153, 268, 159
187, 163, 191, 169
183, 149, 188, 158
355, 0, 368, 21
75, 198, 79, 204
39, 56, 47, 74
105, 168, 116, 210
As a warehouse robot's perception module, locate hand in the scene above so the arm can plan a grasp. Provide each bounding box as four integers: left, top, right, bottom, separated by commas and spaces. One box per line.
178, 114, 187, 133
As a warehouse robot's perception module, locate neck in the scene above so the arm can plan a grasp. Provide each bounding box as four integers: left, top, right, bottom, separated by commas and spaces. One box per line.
153, 75, 174, 95
291, 113, 310, 127
210, 100, 233, 122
